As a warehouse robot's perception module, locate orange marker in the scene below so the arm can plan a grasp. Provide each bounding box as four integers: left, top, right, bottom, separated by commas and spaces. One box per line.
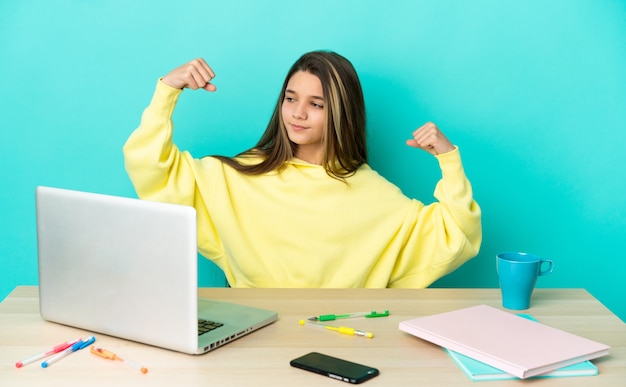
90, 346, 148, 374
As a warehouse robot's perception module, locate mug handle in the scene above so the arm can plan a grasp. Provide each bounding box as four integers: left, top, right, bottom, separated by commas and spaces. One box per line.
539, 259, 554, 275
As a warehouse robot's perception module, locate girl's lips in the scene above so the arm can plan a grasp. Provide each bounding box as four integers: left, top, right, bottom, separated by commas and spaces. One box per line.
290, 124, 307, 131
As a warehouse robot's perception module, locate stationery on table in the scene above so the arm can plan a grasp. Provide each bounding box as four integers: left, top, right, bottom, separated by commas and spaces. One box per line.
41, 336, 96, 368
299, 309, 388, 338
15, 338, 81, 368
91, 346, 148, 374
399, 304, 610, 379
445, 348, 598, 381
308, 310, 389, 321
299, 319, 374, 338
443, 313, 599, 381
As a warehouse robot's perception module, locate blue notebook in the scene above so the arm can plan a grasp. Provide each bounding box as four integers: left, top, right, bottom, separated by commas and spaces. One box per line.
445, 314, 598, 381
446, 349, 598, 381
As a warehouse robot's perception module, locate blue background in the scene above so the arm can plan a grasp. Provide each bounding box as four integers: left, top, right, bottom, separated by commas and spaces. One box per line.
1, 0, 624, 321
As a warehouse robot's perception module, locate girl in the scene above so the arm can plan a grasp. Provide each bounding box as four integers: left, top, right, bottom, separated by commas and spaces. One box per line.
123, 51, 481, 288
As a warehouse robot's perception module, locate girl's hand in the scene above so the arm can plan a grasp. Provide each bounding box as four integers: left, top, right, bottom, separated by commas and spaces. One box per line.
406, 122, 455, 155
161, 58, 217, 91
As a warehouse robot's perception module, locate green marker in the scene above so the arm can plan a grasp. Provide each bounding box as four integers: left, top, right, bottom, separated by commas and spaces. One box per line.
308, 310, 389, 322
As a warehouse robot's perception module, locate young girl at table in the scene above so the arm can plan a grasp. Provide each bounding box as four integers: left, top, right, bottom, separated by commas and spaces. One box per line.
123, 51, 481, 288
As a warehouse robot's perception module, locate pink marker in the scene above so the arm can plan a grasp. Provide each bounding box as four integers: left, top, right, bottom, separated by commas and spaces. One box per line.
15, 338, 81, 368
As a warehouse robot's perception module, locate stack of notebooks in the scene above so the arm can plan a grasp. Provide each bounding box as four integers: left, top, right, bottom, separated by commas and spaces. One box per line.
399, 305, 610, 381
445, 348, 598, 381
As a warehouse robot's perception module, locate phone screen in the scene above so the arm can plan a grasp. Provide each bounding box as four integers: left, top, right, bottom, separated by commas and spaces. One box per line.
290, 352, 380, 384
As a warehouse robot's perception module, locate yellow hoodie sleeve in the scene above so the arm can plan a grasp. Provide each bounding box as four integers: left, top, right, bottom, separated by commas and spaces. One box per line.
388, 148, 482, 288
123, 80, 226, 262
123, 80, 194, 205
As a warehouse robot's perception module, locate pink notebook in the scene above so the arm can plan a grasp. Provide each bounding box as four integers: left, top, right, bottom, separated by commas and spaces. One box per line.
399, 305, 610, 379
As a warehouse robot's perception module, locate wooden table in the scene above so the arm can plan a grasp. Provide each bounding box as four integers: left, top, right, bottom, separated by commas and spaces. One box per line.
1, 286, 624, 386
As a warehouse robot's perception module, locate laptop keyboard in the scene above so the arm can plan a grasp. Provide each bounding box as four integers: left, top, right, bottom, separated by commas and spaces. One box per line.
198, 319, 224, 336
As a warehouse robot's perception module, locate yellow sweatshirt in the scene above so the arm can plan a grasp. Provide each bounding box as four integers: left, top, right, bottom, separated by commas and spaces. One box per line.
123, 80, 482, 288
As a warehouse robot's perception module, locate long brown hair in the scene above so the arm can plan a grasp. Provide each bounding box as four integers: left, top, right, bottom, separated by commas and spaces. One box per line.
214, 50, 367, 179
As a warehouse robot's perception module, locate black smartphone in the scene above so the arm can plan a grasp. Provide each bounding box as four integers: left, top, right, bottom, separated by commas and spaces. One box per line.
290, 352, 380, 384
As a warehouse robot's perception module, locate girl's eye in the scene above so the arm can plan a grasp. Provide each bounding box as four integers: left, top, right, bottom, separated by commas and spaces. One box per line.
284, 97, 295, 102
312, 102, 324, 109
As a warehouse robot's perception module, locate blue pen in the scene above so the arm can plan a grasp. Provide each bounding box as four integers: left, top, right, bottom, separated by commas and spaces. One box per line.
41, 336, 96, 368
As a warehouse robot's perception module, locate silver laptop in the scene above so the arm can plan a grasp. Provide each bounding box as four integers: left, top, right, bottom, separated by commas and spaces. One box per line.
36, 186, 277, 355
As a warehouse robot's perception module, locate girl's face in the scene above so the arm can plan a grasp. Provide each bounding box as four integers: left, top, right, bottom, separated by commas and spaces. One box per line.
281, 71, 326, 164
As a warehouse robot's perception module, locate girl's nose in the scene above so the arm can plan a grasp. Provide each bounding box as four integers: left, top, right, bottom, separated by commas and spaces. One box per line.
292, 103, 306, 120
